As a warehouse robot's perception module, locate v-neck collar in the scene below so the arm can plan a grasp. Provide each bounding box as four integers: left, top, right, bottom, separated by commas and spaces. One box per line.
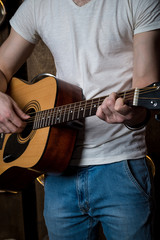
69, 0, 96, 9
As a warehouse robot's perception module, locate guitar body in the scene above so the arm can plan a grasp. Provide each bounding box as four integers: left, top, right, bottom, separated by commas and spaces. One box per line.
0, 76, 82, 191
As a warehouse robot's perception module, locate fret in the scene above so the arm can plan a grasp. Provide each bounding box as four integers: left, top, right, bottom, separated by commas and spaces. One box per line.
84, 99, 92, 117
42, 110, 47, 127
78, 101, 85, 119
98, 97, 104, 106
66, 104, 70, 122
62, 105, 66, 123
53, 108, 58, 124
66, 104, 74, 122
43, 111, 48, 127
118, 89, 134, 106
72, 102, 76, 121
58, 107, 62, 124
89, 99, 93, 116
83, 101, 87, 118
51, 108, 56, 125
63, 104, 69, 123
77, 101, 81, 119
40, 111, 45, 128
54, 107, 62, 124
44, 110, 48, 126
45, 109, 52, 127
91, 98, 99, 116
44, 110, 48, 127
33, 112, 38, 129
73, 102, 79, 120
47, 109, 52, 126
57, 105, 65, 124
37, 112, 41, 128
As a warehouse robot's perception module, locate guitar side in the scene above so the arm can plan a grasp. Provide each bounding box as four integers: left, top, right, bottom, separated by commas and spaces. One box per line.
33, 77, 83, 174
0, 76, 82, 191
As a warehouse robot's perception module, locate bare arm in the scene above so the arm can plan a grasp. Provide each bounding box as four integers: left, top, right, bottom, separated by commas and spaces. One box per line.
96, 30, 160, 127
0, 28, 35, 133
0, 28, 35, 91
133, 30, 160, 88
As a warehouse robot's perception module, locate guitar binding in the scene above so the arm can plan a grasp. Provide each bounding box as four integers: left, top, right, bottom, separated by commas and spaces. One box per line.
31, 73, 55, 83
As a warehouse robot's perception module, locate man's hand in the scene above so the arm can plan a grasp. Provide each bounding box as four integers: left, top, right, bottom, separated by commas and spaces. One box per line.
96, 92, 148, 127
0, 92, 30, 133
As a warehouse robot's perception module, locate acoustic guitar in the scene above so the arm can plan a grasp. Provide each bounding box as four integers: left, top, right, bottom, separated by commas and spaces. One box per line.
0, 74, 160, 191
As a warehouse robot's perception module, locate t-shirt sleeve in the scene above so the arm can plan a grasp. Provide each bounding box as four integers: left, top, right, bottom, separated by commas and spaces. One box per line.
10, 0, 39, 44
133, 0, 160, 35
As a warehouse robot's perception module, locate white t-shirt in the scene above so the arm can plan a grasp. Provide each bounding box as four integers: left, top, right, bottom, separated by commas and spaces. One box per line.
10, 0, 160, 165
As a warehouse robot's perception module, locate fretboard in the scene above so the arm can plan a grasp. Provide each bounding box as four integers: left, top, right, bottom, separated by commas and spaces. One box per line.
32, 89, 135, 130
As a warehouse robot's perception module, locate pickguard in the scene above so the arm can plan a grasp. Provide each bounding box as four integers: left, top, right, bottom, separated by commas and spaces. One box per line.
3, 133, 30, 163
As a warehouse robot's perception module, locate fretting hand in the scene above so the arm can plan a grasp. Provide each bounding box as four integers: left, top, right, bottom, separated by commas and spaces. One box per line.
96, 92, 147, 127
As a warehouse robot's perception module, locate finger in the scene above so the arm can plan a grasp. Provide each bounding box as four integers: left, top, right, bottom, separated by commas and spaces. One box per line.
8, 100, 29, 130
11, 99, 30, 120
97, 103, 115, 123
9, 112, 27, 130
115, 97, 133, 118
1, 106, 27, 131
101, 93, 117, 113
0, 118, 22, 133
97, 93, 116, 122
96, 106, 106, 120
0, 124, 10, 134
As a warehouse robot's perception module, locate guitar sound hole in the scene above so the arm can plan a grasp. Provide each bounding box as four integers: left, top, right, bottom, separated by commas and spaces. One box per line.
20, 108, 36, 139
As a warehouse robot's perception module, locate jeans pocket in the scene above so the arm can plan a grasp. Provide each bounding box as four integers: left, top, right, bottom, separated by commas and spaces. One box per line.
124, 157, 152, 200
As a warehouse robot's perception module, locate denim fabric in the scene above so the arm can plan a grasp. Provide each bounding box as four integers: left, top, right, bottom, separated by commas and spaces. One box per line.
44, 158, 153, 240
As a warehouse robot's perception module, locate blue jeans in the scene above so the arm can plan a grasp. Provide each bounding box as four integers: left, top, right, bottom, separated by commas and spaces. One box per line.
44, 158, 153, 240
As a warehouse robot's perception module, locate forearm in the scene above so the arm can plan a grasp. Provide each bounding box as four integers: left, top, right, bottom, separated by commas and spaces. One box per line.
124, 30, 160, 129
0, 69, 9, 92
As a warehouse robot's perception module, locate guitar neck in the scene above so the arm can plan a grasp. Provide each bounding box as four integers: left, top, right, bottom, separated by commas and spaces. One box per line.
26, 81, 160, 130
32, 89, 135, 129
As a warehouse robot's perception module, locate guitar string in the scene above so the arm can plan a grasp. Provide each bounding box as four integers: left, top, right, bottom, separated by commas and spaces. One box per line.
26, 88, 148, 120
25, 87, 160, 125
26, 88, 160, 125
26, 87, 157, 118
26, 90, 159, 120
